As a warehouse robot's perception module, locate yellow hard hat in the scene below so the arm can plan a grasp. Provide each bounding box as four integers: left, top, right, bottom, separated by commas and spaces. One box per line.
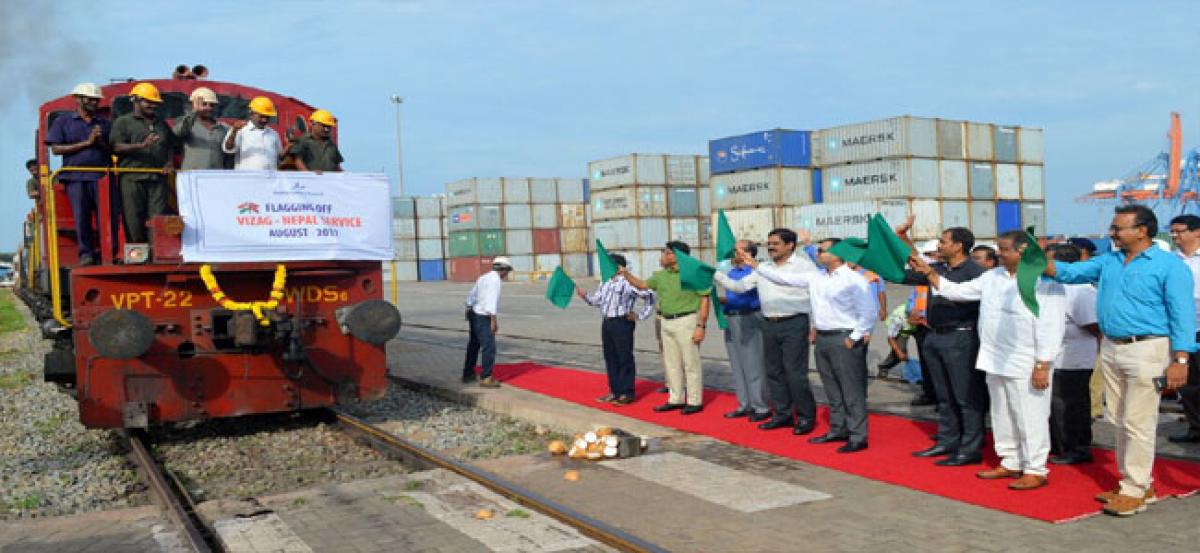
189, 87, 217, 104
309, 109, 337, 127
248, 96, 276, 117
70, 82, 103, 99
129, 82, 163, 103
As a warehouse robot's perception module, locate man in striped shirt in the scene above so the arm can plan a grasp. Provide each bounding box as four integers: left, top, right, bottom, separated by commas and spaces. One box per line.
576, 253, 657, 405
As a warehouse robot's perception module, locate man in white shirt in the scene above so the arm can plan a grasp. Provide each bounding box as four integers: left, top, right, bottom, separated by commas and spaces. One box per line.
913, 230, 1067, 490
222, 96, 283, 170
462, 257, 512, 388
714, 228, 821, 435
1047, 244, 1101, 465
1169, 214, 1200, 443
741, 238, 876, 452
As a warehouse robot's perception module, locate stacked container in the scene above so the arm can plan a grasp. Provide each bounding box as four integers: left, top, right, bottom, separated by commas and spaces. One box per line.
707, 129, 815, 249
589, 154, 709, 277
415, 196, 446, 281
388, 197, 419, 281
446, 178, 505, 282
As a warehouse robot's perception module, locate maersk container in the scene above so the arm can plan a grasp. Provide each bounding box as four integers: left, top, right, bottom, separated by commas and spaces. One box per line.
503, 204, 532, 229
708, 129, 812, 174
557, 178, 586, 203
531, 204, 558, 229
822, 159, 937, 202
395, 238, 418, 261
970, 163, 995, 200
792, 200, 910, 241
446, 178, 503, 206
529, 178, 557, 204
970, 201, 997, 239
1022, 202, 1047, 234
591, 187, 668, 220
560, 228, 589, 253
417, 217, 442, 239
1018, 128, 1045, 164
939, 160, 969, 199
996, 200, 1021, 233
559, 204, 587, 228
994, 126, 1019, 163
562, 253, 590, 278
936, 120, 965, 159
813, 116, 937, 165
710, 168, 812, 209
502, 177, 531, 203
965, 122, 993, 161
417, 238, 442, 259
417, 259, 446, 281
669, 188, 700, 217
1021, 165, 1044, 200
392, 217, 417, 239
392, 197, 416, 218
995, 164, 1021, 199
506, 229, 533, 255
718, 207, 780, 244
588, 154, 704, 190
416, 196, 443, 218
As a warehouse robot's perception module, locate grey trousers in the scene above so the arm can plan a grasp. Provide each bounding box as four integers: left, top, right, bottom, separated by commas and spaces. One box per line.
724, 312, 768, 414
814, 330, 869, 442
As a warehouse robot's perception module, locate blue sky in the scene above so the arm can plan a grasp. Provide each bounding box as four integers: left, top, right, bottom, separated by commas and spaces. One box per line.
2, 0, 1199, 248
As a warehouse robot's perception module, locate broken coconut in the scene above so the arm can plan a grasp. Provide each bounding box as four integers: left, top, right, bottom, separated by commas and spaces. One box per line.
475, 509, 494, 520
547, 440, 567, 455
564, 470, 580, 481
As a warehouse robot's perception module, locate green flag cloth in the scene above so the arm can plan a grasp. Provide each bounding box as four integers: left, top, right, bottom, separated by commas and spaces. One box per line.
545, 266, 576, 309
828, 237, 867, 265
671, 248, 727, 330
858, 214, 912, 283
1016, 226, 1046, 317
716, 209, 737, 261
709, 288, 728, 331
595, 239, 618, 281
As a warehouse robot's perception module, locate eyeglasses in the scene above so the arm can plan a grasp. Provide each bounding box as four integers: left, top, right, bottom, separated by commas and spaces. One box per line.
1169, 228, 1198, 235
1109, 225, 1140, 233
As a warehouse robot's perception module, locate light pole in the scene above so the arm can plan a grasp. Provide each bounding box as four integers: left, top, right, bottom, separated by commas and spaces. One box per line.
389, 95, 405, 197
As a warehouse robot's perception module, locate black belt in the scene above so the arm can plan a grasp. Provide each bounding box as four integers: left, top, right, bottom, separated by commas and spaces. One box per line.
659, 311, 696, 320
816, 329, 852, 336
930, 326, 974, 334
764, 313, 804, 323
724, 309, 760, 316
605, 315, 633, 321
1107, 334, 1166, 345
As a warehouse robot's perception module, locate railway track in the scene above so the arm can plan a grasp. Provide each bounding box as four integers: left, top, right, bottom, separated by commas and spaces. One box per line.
122, 408, 665, 553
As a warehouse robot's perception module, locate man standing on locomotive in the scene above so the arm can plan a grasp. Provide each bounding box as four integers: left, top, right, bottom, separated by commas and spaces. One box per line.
109, 82, 178, 244
173, 87, 231, 170
462, 257, 513, 388
45, 83, 114, 265
223, 96, 284, 170
289, 109, 344, 172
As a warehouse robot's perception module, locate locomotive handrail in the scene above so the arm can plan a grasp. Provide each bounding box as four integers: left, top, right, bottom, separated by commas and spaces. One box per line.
43, 166, 172, 329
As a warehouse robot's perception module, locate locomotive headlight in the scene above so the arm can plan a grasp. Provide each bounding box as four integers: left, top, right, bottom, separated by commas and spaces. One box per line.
89, 309, 156, 359
335, 300, 402, 345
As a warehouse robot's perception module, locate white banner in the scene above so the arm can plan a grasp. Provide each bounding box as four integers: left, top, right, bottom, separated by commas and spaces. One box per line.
178, 170, 393, 262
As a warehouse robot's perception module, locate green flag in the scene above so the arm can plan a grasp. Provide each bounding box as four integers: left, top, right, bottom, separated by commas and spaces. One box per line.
545, 266, 576, 309
716, 209, 737, 261
671, 248, 727, 330
1016, 226, 1046, 317
858, 213, 912, 283
595, 239, 618, 281
828, 237, 867, 265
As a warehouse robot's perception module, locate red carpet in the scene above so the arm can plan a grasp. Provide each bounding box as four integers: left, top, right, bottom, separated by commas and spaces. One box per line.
486, 362, 1200, 523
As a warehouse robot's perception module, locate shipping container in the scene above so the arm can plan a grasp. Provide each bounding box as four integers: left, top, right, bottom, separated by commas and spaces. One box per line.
559, 204, 587, 227
592, 218, 669, 250
666, 155, 702, 186
1022, 202, 1047, 234
448, 230, 505, 257
588, 154, 705, 190
531, 204, 558, 229
532, 229, 560, 254
669, 218, 712, 247
503, 204, 532, 229
822, 159, 938, 202
386, 260, 419, 282
508, 255, 534, 273
529, 178, 558, 204
418, 259, 446, 281
1018, 128, 1045, 164
936, 120, 965, 159
813, 116, 937, 165
996, 200, 1021, 233
556, 178, 586, 203
710, 167, 813, 209
994, 126, 1019, 163
970, 201, 997, 239
506, 229, 533, 255
717, 207, 780, 245
534, 253, 562, 272
970, 163, 995, 200
669, 188, 700, 217
560, 228, 589, 253
446, 178, 503, 206
591, 187, 668, 220
965, 122, 993, 161
447, 204, 503, 231
1021, 165, 1044, 200
417, 238, 442, 260
792, 200, 911, 241
502, 177, 531, 203
995, 164, 1021, 199
416, 196, 443, 218
392, 217, 417, 239
939, 160, 969, 199
394, 238, 418, 261
916, 199, 970, 233
449, 256, 494, 282
562, 253, 590, 278
392, 197, 416, 218
708, 129, 812, 174
417, 217, 442, 239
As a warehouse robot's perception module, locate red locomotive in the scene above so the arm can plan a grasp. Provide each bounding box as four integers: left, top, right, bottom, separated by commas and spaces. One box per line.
17, 76, 400, 428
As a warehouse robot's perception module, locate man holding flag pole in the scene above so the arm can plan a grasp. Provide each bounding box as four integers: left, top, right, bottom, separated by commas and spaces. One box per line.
573, 252, 657, 406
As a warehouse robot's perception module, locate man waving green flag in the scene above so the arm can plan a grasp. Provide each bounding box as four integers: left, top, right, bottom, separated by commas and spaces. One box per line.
595, 239, 618, 281
1016, 226, 1046, 316
858, 213, 912, 283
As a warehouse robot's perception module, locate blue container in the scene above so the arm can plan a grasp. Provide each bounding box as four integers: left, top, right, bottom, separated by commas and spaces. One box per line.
418, 259, 446, 281
811, 168, 823, 204
996, 201, 1022, 233
708, 129, 812, 175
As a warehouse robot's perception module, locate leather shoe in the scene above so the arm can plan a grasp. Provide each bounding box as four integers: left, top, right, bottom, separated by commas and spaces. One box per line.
723, 409, 749, 419
1008, 474, 1047, 490
1049, 452, 1093, 465
808, 433, 850, 444
681, 405, 703, 415
461, 373, 478, 384
653, 403, 684, 412
976, 466, 1022, 479
912, 444, 954, 458
1168, 429, 1200, 443
792, 420, 816, 435
837, 441, 868, 453
656, 386, 670, 393
758, 417, 792, 430
748, 411, 771, 422
936, 453, 983, 466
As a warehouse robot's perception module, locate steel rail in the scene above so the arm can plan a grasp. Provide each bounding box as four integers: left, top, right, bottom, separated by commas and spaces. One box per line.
121, 430, 214, 553
331, 409, 666, 553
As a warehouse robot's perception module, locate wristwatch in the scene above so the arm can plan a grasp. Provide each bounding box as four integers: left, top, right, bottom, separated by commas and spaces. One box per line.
1175, 354, 1189, 365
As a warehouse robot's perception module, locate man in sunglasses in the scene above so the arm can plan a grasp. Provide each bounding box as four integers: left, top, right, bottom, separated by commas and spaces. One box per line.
173, 87, 232, 170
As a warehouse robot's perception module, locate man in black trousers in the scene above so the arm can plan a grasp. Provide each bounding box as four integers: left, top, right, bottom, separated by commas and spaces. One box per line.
576, 254, 657, 405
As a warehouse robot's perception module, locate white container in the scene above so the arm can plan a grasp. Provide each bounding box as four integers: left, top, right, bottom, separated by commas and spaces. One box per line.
1021, 165, 1044, 200
395, 239, 418, 261
446, 177, 503, 206
593, 219, 639, 250
388, 260, 418, 282
562, 253, 589, 278
965, 122, 994, 160
416, 196, 443, 218
936, 119, 966, 159
593, 248, 653, 278
669, 218, 711, 247
506, 229, 533, 254
503, 204, 532, 229
392, 218, 417, 239
718, 207, 780, 245
669, 188, 700, 217
503, 177, 531, 203
711, 168, 813, 209
559, 204, 587, 227
417, 217, 442, 238
638, 218, 670, 249
1022, 202, 1047, 235
560, 228, 589, 253
441, 217, 450, 236
793, 200, 911, 241
532, 204, 558, 229
969, 163, 995, 200
970, 201, 997, 239
913, 199, 970, 234
938, 160, 969, 199
995, 164, 1021, 199
814, 116, 937, 165
993, 126, 1019, 163
822, 159, 937, 202
591, 187, 668, 220
509, 255, 534, 273
535, 253, 562, 272
589, 154, 665, 189
698, 186, 711, 217
392, 197, 416, 219
447, 204, 501, 231
639, 250, 663, 277
530, 178, 558, 204
1018, 128, 1045, 164
666, 155, 703, 186
417, 238, 443, 259
557, 178, 586, 203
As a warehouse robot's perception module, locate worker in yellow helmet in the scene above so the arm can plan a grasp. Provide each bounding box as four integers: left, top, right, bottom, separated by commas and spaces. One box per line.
109, 82, 178, 244
288, 109, 343, 172
173, 87, 231, 170
222, 96, 283, 170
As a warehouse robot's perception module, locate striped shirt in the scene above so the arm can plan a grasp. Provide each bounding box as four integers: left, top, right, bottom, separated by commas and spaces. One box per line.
583, 276, 657, 319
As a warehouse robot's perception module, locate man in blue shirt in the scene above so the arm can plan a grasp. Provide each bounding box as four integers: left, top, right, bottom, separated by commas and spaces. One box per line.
45, 83, 115, 266
1046, 204, 1195, 517
716, 240, 770, 421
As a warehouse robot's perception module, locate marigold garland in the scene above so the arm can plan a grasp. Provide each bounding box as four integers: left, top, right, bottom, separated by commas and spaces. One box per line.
199, 264, 288, 327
